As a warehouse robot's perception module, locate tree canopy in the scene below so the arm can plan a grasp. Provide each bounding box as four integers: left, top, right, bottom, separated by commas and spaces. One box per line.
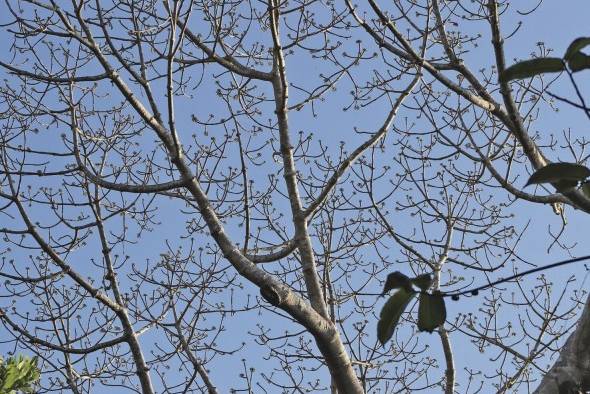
1, 0, 590, 392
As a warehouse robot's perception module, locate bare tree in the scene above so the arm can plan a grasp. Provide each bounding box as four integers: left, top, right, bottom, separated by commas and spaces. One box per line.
1, 0, 589, 392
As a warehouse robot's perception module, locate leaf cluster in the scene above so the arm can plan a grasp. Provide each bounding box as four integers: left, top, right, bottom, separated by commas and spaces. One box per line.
525, 162, 590, 195
377, 272, 446, 346
501, 36, 590, 82
0, 356, 40, 394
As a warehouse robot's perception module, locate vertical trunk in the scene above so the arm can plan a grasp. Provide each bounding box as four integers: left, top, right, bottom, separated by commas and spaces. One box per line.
534, 296, 590, 393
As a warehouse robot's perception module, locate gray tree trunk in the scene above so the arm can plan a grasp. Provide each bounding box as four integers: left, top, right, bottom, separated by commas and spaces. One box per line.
534, 296, 590, 393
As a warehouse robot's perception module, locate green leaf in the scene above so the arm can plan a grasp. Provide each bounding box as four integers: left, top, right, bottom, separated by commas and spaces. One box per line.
564, 37, 590, 61
0, 355, 39, 393
377, 288, 416, 345
525, 163, 590, 187
567, 52, 590, 72
411, 273, 433, 291
417, 292, 447, 333
2, 367, 19, 391
554, 180, 580, 193
501, 57, 565, 82
381, 271, 412, 296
